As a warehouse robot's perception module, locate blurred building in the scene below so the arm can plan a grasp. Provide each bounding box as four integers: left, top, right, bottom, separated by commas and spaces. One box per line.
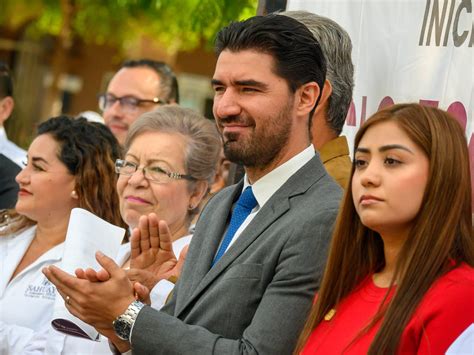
0, 28, 217, 148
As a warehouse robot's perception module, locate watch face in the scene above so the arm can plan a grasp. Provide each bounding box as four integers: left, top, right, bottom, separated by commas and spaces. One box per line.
113, 301, 144, 341
113, 319, 131, 341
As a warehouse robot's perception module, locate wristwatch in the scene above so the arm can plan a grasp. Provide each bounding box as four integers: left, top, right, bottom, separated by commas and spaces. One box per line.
112, 300, 145, 341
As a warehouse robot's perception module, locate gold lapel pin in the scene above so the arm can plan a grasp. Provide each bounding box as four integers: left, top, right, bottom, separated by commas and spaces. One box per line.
324, 308, 336, 321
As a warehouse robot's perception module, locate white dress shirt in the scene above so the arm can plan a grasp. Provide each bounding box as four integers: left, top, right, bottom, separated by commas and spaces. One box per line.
0, 126, 26, 167
222, 144, 315, 251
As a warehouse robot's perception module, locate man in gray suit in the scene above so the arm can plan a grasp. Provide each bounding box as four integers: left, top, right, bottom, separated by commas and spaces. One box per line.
44, 14, 342, 354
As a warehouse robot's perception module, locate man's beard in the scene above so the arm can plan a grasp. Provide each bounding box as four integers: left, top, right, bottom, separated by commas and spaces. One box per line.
221, 100, 293, 168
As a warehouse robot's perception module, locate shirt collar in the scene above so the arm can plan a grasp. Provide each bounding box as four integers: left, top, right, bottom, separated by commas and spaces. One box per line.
0, 126, 7, 150
243, 144, 315, 208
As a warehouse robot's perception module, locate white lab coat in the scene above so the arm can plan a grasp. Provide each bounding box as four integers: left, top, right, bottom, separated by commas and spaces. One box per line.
0, 226, 191, 354
0, 226, 108, 354
0, 226, 57, 354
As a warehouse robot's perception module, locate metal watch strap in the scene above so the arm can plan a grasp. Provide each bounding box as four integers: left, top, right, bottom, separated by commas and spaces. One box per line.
113, 300, 145, 341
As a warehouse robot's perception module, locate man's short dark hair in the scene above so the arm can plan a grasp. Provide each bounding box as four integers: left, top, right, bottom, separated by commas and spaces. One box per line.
121, 59, 179, 104
0, 62, 13, 98
215, 14, 326, 102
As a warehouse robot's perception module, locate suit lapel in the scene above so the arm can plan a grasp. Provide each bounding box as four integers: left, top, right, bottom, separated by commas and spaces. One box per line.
193, 192, 290, 291
176, 155, 327, 316
175, 183, 242, 314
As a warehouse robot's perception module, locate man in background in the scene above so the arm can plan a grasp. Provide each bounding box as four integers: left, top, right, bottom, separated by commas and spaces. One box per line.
0, 62, 26, 209
100, 59, 179, 145
283, 11, 354, 188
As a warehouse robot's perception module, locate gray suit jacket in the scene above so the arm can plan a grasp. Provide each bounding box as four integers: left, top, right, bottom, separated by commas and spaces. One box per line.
131, 154, 342, 354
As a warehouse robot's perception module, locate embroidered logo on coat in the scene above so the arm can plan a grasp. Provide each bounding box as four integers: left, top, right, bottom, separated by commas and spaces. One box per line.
24, 277, 56, 300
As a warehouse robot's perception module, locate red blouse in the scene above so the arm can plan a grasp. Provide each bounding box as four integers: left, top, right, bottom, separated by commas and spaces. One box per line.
301, 264, 474, 354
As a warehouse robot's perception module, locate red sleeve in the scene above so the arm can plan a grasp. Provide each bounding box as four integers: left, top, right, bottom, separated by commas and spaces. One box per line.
399, 273, 474, 355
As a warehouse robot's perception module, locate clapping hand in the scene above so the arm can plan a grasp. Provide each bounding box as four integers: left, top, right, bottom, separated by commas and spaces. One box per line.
73, 213, 188, 305
132, 244, 189, 305
42, 251, 135, 353
127, 213, 183, 291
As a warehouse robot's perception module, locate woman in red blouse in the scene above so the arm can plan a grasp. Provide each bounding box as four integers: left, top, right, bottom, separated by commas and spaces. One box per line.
296, 103, 473, 354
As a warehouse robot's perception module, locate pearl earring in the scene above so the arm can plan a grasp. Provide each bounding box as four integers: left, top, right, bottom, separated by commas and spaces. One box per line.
71, 190, 78, 198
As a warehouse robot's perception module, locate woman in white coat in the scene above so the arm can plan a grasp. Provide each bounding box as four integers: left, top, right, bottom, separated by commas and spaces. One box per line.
0, 116, 126, 354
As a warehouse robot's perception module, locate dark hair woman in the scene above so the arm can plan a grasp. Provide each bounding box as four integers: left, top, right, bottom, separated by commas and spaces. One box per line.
0, 116, 126, 354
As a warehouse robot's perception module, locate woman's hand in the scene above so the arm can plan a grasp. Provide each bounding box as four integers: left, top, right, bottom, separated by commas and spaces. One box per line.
43, 252, 136, 332
128, 213, 179, 290
132, 245, 189, 305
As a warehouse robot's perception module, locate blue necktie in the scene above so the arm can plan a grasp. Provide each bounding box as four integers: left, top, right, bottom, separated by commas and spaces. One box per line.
212, 186, 257, 266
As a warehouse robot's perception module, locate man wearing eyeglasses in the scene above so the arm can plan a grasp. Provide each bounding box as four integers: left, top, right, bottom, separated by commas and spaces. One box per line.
99, 59, 179, 145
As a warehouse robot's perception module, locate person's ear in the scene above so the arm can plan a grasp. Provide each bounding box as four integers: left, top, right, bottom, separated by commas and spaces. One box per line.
0, 96, 14, 126
313, 79, 332, 116
188, 180, 208, 210
71, 190, 79, 199
295, 82, 320, 119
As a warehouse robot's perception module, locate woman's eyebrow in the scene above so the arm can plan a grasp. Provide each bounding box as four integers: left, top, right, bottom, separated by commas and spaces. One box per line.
355, 144, 414, 155
31, 156, 49, 165
355, 147, 370, 154
379, 144, 414, 154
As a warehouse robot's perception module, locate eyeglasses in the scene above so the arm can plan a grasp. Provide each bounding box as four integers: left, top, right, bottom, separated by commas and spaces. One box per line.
115, 159, 195, 184
98, 94, 167, 113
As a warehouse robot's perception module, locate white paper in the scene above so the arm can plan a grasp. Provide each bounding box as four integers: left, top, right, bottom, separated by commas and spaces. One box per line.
51, 208, 125, 340
446, 323, 474, 354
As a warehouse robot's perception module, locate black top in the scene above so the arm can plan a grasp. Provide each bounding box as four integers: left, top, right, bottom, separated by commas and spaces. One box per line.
0, 153, 21, 209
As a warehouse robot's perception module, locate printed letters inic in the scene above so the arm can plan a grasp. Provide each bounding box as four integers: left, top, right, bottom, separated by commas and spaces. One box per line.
419, 0, 473, 47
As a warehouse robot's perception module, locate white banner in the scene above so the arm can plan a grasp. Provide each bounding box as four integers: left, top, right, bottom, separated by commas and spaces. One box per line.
288, 0, 473, 187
